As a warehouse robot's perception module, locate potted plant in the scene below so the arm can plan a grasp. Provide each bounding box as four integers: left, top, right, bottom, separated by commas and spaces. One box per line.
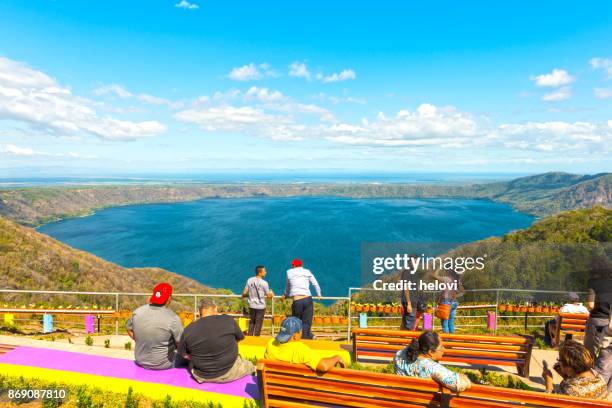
499, 304, 507, 312
507, 304, 515, 312
392, 304, 399, 314
377, 304, 385, 313
535, 304, 542, 313
527, 304, 535, 313
519, 304, 527, 313
350, 303, 356, 312
331, 316, 340, 324
340, 317, 348, 325
323, 316, 331, 324
384, 304, 392, 314
356, 304, 363, 312
314, 316, 324, 324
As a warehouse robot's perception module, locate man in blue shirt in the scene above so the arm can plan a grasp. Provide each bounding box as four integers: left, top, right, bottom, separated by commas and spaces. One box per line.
282, 258, 321, 340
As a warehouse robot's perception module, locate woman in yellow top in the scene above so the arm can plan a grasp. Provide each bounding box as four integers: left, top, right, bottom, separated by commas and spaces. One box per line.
264, 317, 345, 372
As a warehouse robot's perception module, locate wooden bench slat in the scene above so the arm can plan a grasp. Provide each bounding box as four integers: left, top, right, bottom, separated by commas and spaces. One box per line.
268, 386, 434, 408
258, 360, 612, 408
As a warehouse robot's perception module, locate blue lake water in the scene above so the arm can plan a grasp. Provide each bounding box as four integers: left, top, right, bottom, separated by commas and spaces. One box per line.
38, 197, 534, 296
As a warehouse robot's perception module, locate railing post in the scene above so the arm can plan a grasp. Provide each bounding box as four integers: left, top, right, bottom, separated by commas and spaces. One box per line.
347, 288, 352, 342
271, 297, 275, 336
495, 289, 499, 335
193, 295, 198, 319
115, 293, 119, 335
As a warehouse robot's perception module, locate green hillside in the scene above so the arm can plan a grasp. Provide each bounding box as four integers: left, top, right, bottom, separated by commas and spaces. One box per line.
0, 216, 217, 306
360, 206, 611, 305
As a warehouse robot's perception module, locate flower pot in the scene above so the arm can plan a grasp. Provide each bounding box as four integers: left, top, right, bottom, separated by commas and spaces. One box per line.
392, 306, 399, 314
528, 306, 535, 313
331, 316, 340, 324
384, 306, 392, 314
507, 305, 515, 312
273, 315, 283, 324
535, 307, 542, 313
323, 316, 331, 324
499, 305, 507, 312
377, 305, 384, 312
543, 306, 550, 313
340, 317, 348, 325
519, 306, 527, 312
314, 316, 323, 324
350, 305, 356, 312
356, 305, 363, 312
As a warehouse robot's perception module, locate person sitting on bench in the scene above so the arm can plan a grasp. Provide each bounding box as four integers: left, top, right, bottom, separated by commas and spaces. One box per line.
394, 330, 471, 392
126, 283, 184, 370
542, 340, 608, 399
264, 316, 345, 373
544, 292, 589, 347
179, 298, 255, 383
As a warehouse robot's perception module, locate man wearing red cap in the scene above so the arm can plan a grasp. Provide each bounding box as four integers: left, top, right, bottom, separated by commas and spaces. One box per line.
283, 258, 321, 339
126, 283, 184, 370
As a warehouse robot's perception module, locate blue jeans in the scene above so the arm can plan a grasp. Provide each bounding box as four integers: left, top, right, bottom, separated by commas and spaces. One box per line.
441, 300, 458, 334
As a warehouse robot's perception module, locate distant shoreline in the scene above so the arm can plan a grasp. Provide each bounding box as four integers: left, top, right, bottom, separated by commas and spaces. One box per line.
0, 172, 609, 227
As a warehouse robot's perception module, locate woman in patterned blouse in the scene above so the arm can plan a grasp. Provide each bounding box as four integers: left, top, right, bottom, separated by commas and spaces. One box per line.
542, 340, 608, 400
394, 330, 471, 392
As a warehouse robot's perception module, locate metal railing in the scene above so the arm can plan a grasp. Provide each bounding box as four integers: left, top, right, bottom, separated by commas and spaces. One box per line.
0, 289, 350, 338
0, 287, 588, 340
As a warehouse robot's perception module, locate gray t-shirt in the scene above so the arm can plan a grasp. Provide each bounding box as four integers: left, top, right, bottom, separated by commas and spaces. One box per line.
126, 304, 183, 370
244, 277, 270, 309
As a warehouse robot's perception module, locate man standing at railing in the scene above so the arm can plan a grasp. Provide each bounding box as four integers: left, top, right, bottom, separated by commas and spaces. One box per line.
282, 258, 321, 340
126, 283, 184, 370
242, 265, 274, 336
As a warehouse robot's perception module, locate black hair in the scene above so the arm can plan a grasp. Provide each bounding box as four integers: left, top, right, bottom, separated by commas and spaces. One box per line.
255, 265, 266, 275
405, 330, 441, 362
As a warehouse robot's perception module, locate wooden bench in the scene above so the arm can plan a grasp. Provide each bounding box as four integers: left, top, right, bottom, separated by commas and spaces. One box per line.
352, 328, 534, 378
257, 359, 612, 408
557, 312, 589, 341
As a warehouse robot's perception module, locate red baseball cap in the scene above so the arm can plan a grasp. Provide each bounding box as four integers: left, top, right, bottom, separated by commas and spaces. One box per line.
150, 283, 173, 305
291, 258, 303, 267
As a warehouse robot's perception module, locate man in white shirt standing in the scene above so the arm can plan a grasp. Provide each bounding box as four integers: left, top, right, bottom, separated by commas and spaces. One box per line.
283, 258, 321, 340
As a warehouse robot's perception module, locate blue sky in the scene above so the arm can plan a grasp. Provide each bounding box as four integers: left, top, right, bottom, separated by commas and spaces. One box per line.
0, 0, 611, 175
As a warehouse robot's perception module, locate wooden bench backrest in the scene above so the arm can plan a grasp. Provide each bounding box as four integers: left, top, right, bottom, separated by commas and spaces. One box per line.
353, 328, 534, 377
558, 312, 589, 334
257, 360, 612, 408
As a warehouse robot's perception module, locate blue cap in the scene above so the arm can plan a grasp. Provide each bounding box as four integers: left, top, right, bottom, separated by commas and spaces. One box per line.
276, 317, 302, 343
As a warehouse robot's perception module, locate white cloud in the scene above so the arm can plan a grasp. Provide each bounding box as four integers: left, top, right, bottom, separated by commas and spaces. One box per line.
93, 84, 132, 98
530, 69, 575, 87
288, 61, 311, 81
0, 144, 37, 156
0, 57, 167, 141
175, 86, 337, 139
0, 144, 98, 159
227, 63, 276, 81
320, 69, 356, 83
175, 0, 199, 10
594, 88, 612, 99
590, 57, 612, 79
541, 86, 572, 102
289, 61, 357, 84
325, 103, 478, 146
94, 83, 174, 107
